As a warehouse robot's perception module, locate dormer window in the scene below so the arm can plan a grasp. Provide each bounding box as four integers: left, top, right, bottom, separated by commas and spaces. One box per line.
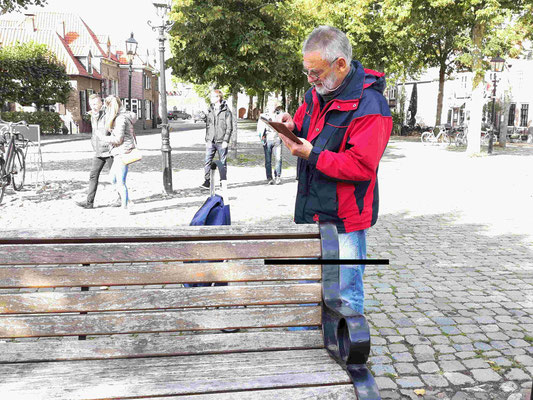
87, 55, 92, 74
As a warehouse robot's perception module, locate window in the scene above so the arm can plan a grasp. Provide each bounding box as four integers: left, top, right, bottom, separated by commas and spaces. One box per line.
508, 103, 516, 126
139, 99, 145, 119
520, 104, 529, 127
87, 56, 92, 74
144, 74, 151, 90
447, 109, 452, 124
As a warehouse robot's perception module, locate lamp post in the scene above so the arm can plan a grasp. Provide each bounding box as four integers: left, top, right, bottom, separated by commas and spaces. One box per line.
148, 1, 173, 194
488, 56, 505, 154
125, 33, 138, 112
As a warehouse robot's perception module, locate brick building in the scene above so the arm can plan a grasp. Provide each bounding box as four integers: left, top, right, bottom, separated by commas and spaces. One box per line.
0, 12, 159, 133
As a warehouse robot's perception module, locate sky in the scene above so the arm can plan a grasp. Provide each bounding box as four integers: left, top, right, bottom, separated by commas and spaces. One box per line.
17, 0, 168, 64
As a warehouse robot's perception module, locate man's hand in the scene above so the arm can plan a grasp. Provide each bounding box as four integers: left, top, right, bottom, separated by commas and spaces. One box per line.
279, 134, 313, 160
279, 112, 295, 131
221, 141, 228, 149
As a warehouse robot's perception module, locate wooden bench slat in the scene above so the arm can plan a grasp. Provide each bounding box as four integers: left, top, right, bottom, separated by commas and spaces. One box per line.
139, 385, 356, 400
0, 225, 321, 242
0, 239, 322, 265
0, 349, 351, 399
0, 284, 322, 314
0, 306, 322, 338
0, 331, 324, 363
0, 262, 321, 288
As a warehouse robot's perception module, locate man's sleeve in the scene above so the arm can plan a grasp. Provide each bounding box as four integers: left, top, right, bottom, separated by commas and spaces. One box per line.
308, 114, 392, 182
223, 110, 233, 142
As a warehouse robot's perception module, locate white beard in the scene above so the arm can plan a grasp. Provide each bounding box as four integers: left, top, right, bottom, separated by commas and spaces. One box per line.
313, 71, 340, 96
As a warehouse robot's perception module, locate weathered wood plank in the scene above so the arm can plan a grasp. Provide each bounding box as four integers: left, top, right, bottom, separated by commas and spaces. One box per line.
0, 262, 321, 288
0, 284, 322, 314
0, 349, 352, 399
0, 306, 321, 338
0, 239, 322, 265
0, 225, 320, 242
0, 331, 324, 363
140, 385, 356, 400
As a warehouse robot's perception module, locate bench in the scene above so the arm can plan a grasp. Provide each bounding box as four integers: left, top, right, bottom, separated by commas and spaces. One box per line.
0, 223, 379, 399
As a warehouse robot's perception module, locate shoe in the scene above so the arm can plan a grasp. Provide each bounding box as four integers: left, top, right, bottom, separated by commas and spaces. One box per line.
111, 200, 121, 207
267, 179, 274, 185
76, 201, 93, 209
200, 180, 210, 189
275, 177, 281, 185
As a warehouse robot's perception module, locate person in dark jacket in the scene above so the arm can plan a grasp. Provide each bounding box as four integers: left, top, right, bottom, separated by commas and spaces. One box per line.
201, 89, 234, 189
76, 94, 115, 209
279, 26, 392, 315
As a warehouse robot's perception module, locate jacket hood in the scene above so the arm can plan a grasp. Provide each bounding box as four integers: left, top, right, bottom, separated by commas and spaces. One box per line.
314, 61, 387, 102
121, 111, 138, 124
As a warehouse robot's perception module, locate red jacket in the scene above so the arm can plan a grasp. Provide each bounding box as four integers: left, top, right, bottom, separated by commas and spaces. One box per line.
292, 61, 392, 233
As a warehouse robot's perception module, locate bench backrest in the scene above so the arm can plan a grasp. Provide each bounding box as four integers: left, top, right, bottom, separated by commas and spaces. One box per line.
0, 225, 327, 339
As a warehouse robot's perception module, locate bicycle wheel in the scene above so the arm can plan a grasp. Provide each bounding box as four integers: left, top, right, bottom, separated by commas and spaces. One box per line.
421, 132, 432, 143
11, 148, 25, 191
437, 133, 451, 146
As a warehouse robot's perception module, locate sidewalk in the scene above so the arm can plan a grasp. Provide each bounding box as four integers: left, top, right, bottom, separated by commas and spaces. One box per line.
1, 121, 532, 399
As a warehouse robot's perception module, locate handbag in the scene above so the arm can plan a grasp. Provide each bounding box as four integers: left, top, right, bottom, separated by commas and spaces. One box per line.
120, 126, 142, 165
121, 147, 142, 165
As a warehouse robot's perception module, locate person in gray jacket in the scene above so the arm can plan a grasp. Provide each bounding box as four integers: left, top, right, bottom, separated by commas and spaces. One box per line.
201, 89, 234, 189
76, 94, 115, 209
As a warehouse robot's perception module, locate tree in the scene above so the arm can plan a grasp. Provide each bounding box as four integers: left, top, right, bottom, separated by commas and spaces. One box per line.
0, 0, 47, 14
168, 0, 292, 153
0, 42, 72, 109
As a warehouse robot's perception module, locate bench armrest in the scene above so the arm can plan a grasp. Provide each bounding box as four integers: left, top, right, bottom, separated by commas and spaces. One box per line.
319, 223, 381, 400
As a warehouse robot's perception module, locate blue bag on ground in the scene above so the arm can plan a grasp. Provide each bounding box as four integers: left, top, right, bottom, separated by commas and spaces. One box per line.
185, 161, 229, 288
189, 194, 230, 226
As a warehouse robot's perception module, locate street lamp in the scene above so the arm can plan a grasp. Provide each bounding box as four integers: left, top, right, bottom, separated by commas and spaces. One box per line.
148, 0, 173, 194
125, 32, 138, 112
488, 56, 505, 154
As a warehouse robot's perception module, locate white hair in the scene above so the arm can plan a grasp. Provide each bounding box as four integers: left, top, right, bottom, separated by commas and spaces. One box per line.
302, 25, 352, 64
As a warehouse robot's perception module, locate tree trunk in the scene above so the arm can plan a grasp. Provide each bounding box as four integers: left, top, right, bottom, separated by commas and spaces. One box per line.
435, 62, 446, 127
466, 22, 485, 156
230, 87, 239, 158
281, 86, 286, 111
247, 95, 253, 120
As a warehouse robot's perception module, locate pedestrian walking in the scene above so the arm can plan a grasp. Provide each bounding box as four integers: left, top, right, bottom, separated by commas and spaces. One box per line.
98, 95, 139, 211
201, 89, 234, 189
257, 99, 283, 185
279, 25, 392, 315
76, 94, 116, 209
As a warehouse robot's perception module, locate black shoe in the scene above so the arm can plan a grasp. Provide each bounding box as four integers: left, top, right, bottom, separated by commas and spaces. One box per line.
200, 180, 210, 189
76, 201, 93, 209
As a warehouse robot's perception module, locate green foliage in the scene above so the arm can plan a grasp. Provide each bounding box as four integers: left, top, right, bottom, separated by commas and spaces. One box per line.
0, 111, 63, 134
390, 110, 403, 135
0, 0, 47, 14
0, 41, 72, 108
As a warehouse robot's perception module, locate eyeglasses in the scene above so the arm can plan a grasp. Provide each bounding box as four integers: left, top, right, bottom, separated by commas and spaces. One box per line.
302, 57, 339, 79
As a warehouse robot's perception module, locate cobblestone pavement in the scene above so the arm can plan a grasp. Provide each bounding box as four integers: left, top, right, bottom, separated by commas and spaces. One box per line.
1, 120, 532, 399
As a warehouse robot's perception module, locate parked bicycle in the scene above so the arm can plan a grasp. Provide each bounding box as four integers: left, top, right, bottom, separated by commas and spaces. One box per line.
453, 126, 468, 147
421, 125, 451, 146
480, 129, 498, 146
0, 119, 28, 204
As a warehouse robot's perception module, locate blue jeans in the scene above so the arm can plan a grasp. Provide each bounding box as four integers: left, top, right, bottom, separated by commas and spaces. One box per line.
111, 158, 129, 208
263, 139, 282, 180
204, 141, 228, 181
338, 229, 367, 314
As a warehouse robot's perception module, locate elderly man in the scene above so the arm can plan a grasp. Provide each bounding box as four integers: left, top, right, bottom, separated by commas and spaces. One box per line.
279, 26, 392, 315
76, 94, 115, 209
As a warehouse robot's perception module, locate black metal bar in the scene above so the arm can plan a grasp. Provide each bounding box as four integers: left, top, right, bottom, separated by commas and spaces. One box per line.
319, 222, 381, 400
265, 259, 389, 265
